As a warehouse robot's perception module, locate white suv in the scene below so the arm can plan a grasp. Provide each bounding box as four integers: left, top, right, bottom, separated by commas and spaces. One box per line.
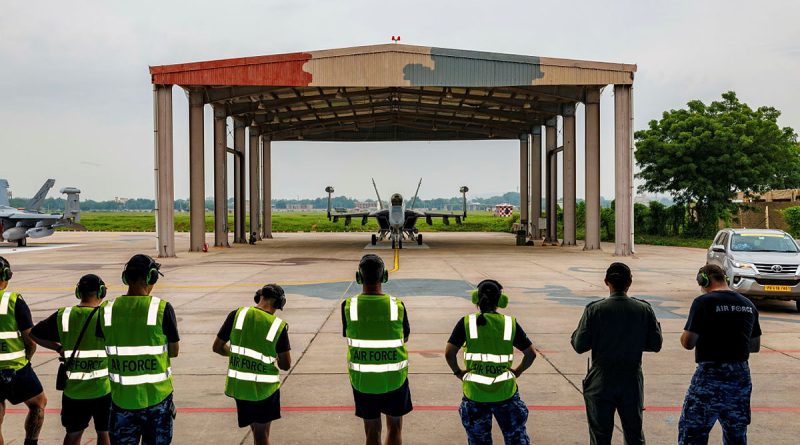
706, 228, 800, 312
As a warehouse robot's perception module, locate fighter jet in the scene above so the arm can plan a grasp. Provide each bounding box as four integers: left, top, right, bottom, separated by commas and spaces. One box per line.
325, 179, 469, 248
0, 179, 83, 247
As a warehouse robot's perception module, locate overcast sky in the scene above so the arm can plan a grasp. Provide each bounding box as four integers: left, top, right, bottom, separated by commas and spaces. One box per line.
1, 0, 798, 202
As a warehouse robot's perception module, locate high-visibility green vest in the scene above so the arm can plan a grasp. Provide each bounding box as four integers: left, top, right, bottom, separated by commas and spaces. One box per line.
462, 312, 517, 403
100, 295, 173, 410
344, 294, 408, 394
225, 306, 285, 401
0, 292, 28, 371
57, 304, 111, 399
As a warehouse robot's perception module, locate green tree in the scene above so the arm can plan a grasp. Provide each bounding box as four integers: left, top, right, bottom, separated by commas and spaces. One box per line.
635, 91, 798, 237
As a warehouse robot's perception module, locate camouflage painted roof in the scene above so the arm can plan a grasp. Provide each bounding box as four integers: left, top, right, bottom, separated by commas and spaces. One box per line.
150, 44, 635, 87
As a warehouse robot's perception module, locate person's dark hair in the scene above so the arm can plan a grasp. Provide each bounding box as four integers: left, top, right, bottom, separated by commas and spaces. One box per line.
699, 264, 727, 284
358, 254, 385, 286
77, 274, 104, 296
605, 262, 632, 292
476, 280, 502, 326
256, 284, 285, 303
124, 254, 161, 285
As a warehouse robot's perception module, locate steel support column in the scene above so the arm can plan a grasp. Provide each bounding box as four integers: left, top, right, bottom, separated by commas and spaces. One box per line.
545, 118, 558, 244
153, 85, 175, 258
213, 107, 228, 247
530, 127, 542, 240
249, 126, 261, 242
261, 138, 273, 239
562, 105, 577, 246
614, 85, 634, 256
188, 90, 205, 252
233, 120, 246, 244
584, 88, 602, 250
519, 134, 529, 236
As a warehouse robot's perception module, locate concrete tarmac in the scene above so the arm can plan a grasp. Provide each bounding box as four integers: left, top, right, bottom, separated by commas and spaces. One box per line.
2, 232, 799, 444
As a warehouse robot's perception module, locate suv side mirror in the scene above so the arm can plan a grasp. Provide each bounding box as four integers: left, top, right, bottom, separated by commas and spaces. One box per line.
711, 245, 725, 253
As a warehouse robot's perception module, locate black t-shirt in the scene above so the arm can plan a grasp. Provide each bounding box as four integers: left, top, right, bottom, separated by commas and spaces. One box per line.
216, 309, 290, 353
685, 290, 762, 363
95, 300, 180, 343
11, 296, 33, 332
447, 315, 533, 351
340, 298, 411, 338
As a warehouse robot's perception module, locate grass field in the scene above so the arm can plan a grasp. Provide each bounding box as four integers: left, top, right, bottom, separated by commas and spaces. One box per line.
74, 211, 520, 233
70, 212, 714, 248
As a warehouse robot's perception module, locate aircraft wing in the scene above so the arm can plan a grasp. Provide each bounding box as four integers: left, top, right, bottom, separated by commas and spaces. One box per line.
7, 212, 61, 221
330, 210, 383, 226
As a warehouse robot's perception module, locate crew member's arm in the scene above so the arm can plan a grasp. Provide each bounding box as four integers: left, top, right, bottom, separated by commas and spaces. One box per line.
276, 326, 292, 371
749, 309, 762, 353
511, 321, 536, 377
30, 312, 63, 354
570, 306, 592, 353
444, 319, 466, 378
163, 302, 180, 358
15, 297, 36, 360
402, 305, 410, 343
681, 298, 703, 350
645, 306, 663, 352
212, 310, 236, 357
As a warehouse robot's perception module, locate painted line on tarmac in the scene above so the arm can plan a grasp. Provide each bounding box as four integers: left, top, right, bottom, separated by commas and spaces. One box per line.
390, 248, 400, 272
12, 405, 800, 414
14, 278, 354, 292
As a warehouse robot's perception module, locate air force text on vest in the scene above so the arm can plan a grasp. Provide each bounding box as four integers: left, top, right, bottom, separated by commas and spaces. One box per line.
351, 350, 399, 362
230, 355, 273, 374
111, 358, 160, 372
715, 304, 754, 313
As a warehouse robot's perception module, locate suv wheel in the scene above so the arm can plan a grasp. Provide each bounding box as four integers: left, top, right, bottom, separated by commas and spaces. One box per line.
796, 299, 800, 313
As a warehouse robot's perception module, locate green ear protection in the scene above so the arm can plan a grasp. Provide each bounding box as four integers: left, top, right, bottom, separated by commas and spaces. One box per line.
121, 255, 162, 286
75, 275, 107, 300
0, 256, 11, 282
696, 271, 711, 288
355, 269, 388, 285
471, 279, 509, 308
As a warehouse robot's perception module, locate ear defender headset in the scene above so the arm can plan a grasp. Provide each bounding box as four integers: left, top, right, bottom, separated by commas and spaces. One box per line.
75, 274, 107, 300
254, 284, 287, 310
355, 255, 389, 285
471, 279, 509, 309
0, 257, 11, 282
696, 269, 730, 287
121, 255, 162, 286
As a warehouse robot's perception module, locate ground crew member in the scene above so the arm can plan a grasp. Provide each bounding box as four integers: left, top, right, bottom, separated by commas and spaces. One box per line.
571, 262, 663, 445
213, 284, 292, 445
342, 254, 412, 445
31, 274, 111, 445
96, 254, 180, 445
678, 264, 761, 445
0, 256, 47, 445
445, 279, 537, 445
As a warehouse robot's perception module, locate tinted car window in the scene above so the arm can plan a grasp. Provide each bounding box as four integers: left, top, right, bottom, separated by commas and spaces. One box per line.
730, 234, 799, 253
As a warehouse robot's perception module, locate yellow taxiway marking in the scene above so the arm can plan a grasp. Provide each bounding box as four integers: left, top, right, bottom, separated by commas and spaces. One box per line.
390, 248, 400, 273
15, 278, 353, 292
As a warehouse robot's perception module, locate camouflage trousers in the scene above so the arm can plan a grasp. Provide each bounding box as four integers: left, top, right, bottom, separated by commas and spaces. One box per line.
458, 392, 530, 445
678, 362, 751, 445
110, 394, 174, 445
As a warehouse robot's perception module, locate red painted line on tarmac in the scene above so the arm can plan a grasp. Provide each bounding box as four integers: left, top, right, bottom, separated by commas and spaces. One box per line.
8, 405, 800, 415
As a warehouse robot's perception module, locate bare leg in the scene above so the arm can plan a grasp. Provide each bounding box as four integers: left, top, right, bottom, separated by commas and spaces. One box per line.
24, 392, 47, 441
251, 422, 271, 445
363, 418, 382, 445
64, 431, 83, 445
385, 415, 403, 445
97, 431, 111, 445
0, 400, 6, 445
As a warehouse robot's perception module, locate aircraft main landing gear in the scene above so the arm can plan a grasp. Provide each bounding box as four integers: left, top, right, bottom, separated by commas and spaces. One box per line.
417, 234, 423, 245
17, 238, 27, 247
371, 234, 377, 246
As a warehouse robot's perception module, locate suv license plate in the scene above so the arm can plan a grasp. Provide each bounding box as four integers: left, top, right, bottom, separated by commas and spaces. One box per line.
764, 285, 792, 292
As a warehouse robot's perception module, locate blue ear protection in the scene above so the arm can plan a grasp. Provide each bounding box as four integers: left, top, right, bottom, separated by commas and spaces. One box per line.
122, 255, 162, 286
254, 284, 286, 310
75, 275, 107, 300
471, 279, 509, 308
0, 257, 11, 282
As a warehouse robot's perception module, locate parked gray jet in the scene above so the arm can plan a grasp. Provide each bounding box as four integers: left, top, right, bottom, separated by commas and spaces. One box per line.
325, 179, 468, 248
0, 179, 83, 247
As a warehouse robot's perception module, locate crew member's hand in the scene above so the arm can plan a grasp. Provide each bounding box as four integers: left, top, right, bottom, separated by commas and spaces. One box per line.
455, 369, 467, 380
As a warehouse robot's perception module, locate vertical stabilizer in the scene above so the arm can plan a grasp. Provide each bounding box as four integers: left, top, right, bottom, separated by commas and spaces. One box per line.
410, 178, 422, 210
372, 178, 384, 210
0, 180, 9, 207
25, 179, 55, 211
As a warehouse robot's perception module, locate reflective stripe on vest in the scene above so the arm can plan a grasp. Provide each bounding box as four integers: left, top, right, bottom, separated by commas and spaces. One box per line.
464, 352, 513, 363
462, 371, 515, 386
0, 292, 28, 371
0, 292, 11, 314
106, 345, 167, 356
74, 349, 107, 359
109, 368, 172, 386
62, 307, 72, 332
349, 360, 409, 373
0, 351, 25, 361
103, 301, 114, 326
468, 314, 512, 340
147, 297, 161, 325
227, 369, 281, 383
347, 338, 404, 348
0, 331, 20, 339
68, 369, 110, 381
230, 345, 276, 366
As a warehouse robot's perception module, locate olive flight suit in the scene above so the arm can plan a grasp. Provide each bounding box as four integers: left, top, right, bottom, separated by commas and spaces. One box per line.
571, 291, 663, 445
